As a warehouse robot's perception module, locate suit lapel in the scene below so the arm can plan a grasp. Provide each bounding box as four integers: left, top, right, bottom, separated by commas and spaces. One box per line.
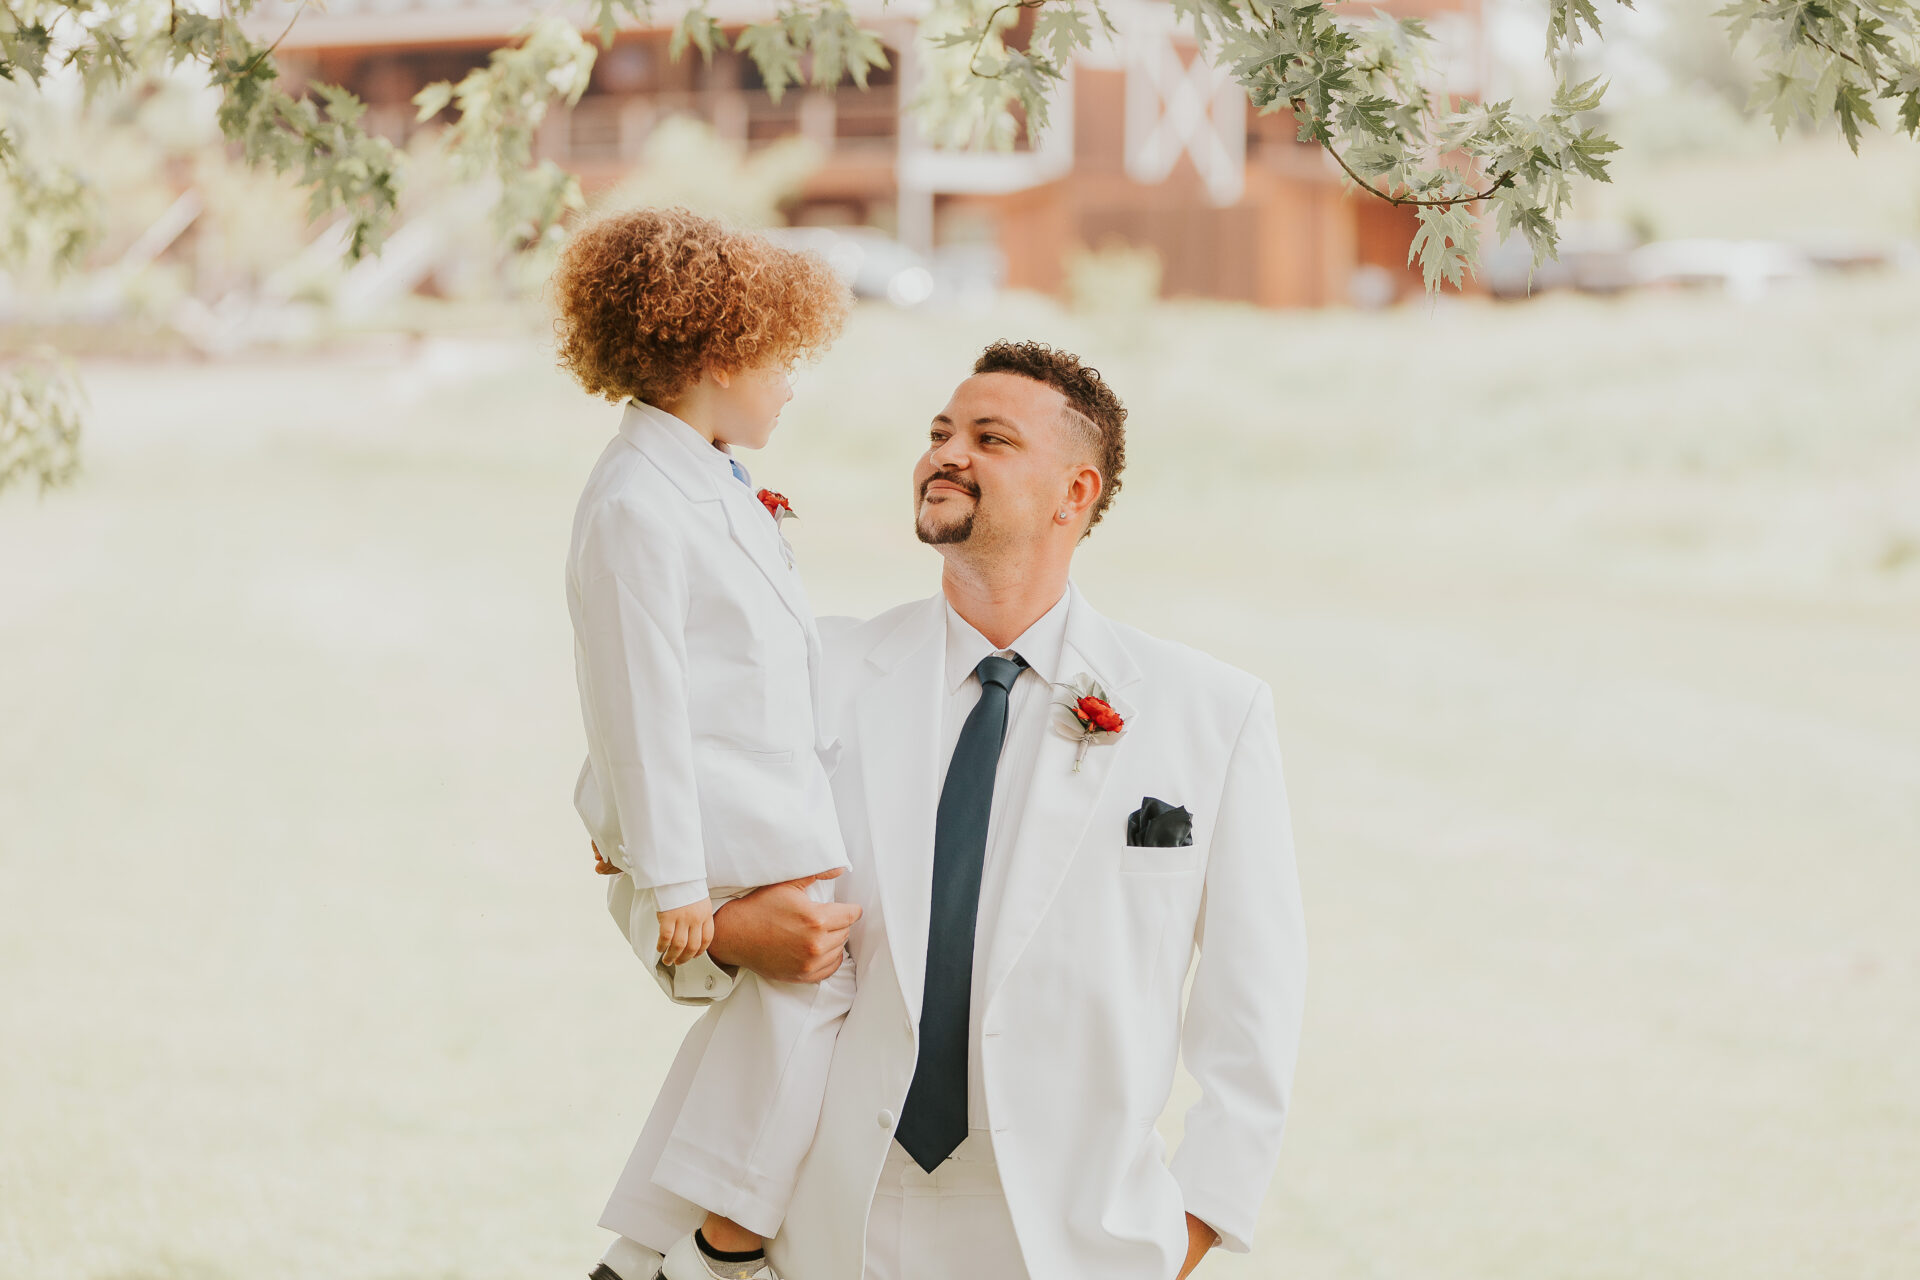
715, 488, 816, 641
716, 497, 831, 761
620, 400, 820, 681
852, 597, 947, 1024
982, 587, 1143, 1012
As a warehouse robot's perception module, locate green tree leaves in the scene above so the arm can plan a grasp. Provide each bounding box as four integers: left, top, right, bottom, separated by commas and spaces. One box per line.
1546, 0, 1617, 57
803, 1, 891, 91
416, 19, 594, 250
735, 19, 805, 100
918, 0, 1076, 143
2, 0, 1915, 308
5, 0, 1920, 496
730, 2, 890, 102
0, 351, 83, 499
1407, 205, 1477, 290
2, 0, 404, 484
1720, 0, 1920, 152
669, 4, 724, 63
1033, 2, 1095, 67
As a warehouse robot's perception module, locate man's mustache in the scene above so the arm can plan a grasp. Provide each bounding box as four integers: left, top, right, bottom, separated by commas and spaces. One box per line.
920, 470, 980, 501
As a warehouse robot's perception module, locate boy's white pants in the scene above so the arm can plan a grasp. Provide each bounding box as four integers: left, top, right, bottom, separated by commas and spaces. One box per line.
605, 877, 854, 1240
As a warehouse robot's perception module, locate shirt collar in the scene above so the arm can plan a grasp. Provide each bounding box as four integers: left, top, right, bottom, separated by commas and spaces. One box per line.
943, 588, 1071, 693
628, 398, 746, 486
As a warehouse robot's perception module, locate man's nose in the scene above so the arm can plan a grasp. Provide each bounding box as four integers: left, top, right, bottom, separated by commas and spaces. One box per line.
928, 438, 969, 469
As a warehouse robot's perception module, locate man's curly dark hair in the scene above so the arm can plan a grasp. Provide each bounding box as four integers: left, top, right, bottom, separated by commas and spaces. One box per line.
972, 340, 1128, 533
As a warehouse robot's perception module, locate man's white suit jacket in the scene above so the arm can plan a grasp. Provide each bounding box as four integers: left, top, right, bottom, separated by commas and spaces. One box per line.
604, 585, 1307, 1278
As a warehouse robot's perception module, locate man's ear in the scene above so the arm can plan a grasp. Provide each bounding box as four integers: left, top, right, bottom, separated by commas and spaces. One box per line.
1067, 465, 1104, 522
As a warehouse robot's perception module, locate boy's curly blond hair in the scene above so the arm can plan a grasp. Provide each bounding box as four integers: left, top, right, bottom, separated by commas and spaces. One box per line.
551, 207, 849, 407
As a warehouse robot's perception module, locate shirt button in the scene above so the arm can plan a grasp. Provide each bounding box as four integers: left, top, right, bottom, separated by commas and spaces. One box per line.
704, 975, 716, 992
877, 1109, 895, 1128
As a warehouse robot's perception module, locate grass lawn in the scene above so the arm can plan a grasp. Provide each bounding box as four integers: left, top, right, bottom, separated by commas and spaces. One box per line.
2, 276, 1917, 1279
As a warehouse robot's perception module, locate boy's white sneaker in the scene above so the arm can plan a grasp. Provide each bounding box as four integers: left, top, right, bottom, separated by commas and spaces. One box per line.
594, 1235, 664, 1280
660, 1230, 783, 1280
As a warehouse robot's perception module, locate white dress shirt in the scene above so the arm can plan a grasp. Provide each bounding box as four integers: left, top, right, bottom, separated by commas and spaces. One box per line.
934, 589, 1071, 1129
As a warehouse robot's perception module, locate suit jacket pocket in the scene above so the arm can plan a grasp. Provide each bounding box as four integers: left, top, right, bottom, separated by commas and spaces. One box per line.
711, 744, 796, 765
694, 743, 813, 886
1119, 844, 1204, 875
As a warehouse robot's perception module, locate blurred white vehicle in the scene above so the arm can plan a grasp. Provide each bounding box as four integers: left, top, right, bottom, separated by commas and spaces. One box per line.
1629, 239, 1813, 301
1484, 221, 1639, 299
763, 226, 1003, 308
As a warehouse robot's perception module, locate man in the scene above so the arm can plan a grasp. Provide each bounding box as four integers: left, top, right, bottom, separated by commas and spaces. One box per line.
594, 341, 1306, 1280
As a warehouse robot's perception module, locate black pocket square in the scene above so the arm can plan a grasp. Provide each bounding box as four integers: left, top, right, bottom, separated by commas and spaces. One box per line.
1126, 797, 1193, 848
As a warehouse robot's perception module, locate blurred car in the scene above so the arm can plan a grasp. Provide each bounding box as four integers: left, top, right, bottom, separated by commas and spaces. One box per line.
1794, 234, 1893, 273
763, 226, 938, 307
1485, 221, 1639, 299
1629, 238, 1813, 300
764, 226, 1007, 309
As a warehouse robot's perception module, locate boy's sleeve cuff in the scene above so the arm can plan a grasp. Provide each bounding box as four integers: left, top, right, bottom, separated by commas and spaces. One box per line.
650, 879, 710, 912
667, 953, 738, 1002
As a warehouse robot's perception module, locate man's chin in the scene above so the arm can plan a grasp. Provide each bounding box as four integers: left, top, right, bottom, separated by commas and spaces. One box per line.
915, 510, 975, 546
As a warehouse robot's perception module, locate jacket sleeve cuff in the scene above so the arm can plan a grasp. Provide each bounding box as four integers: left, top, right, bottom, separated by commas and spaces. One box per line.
649, 878, 710, 913
666, 953, 738, 1003
1172, 1166, 1255, 1255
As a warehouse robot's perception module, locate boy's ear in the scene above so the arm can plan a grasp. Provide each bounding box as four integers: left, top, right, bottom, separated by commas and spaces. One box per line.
708, 366, 733, 390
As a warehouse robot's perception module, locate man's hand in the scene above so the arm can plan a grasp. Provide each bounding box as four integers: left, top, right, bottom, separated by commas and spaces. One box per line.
588, 842, 857, 983
709, 871, 860, 984
1176, 1213, 1218, 1279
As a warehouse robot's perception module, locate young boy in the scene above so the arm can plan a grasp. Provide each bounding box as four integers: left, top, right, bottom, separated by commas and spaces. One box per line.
554, 207, 854, 1280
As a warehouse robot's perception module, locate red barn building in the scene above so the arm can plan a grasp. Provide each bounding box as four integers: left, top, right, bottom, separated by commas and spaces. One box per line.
258, 0, 1484, 306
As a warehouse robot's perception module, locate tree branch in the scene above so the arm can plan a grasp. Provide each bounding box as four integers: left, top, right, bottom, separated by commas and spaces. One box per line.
1799, 30, 1864, 71
1294, 99, 1511, 208
240, 0, 310, 79
967, 0, 1047, 79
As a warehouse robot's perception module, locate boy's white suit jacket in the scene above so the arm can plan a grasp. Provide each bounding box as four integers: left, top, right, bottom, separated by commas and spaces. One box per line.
567, 400, 846, 912
604, 586, 1307, 1278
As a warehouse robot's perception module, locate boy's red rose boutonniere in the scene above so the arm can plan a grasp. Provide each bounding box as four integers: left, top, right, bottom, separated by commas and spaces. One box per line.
757, 489, 795, 527
757, 489, 797, 566
1052, 674, 1127, 772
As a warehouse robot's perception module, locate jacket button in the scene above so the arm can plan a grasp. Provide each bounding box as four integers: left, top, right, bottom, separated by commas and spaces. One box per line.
877, 1109, 895, 1128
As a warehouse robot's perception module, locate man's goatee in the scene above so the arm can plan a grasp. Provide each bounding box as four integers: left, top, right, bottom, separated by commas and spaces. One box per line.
916, 511, 975, 545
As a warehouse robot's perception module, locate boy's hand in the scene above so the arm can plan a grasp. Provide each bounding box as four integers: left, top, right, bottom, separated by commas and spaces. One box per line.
1175, 1214, 1218, 1279
591, 842, 618, 875
656, 898, 715, 966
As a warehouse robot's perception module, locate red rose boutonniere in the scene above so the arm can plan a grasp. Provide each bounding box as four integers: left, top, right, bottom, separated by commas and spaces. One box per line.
757, 489, 795, 527
1052, 674, 1127, 772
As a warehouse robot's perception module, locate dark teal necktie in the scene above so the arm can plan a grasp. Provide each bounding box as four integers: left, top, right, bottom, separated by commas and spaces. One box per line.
895, 652, 1026, 1172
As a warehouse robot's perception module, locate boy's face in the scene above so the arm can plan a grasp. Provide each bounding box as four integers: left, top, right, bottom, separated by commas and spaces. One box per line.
712, 361, 795, 450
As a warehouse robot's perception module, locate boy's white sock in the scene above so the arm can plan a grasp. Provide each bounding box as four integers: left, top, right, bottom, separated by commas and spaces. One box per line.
694, 1228, 768, 1279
